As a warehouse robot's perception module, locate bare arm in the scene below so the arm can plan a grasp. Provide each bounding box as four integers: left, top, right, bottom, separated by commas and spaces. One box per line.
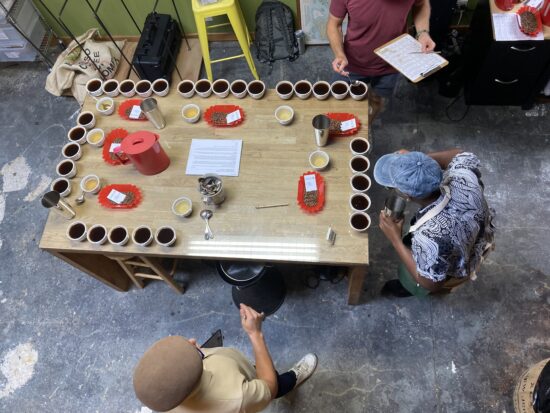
427, 149, 464, 169
240, 304, 278, 399
326, 13, 349, 74
411, 0, 436, 52
379, 212, 444, 292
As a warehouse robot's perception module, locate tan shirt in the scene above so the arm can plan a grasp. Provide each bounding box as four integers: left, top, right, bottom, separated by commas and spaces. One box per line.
169, 347, 272, 413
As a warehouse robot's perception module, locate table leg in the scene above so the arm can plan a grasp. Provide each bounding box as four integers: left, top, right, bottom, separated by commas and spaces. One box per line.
48, 250, 130, 292
347, 265, 367, 305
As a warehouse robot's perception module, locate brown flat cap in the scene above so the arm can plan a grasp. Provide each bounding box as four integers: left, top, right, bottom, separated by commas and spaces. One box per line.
133, 336, 203, 412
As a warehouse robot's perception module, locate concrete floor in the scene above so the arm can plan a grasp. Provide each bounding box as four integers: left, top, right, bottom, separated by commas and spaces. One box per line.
0, 43, 549, 413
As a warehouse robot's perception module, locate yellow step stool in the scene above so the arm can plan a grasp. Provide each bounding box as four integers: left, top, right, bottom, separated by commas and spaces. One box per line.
192, 0, 259, 81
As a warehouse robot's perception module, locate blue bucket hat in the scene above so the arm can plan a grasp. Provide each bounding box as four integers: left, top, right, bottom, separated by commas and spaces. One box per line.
373, 151, 442, 198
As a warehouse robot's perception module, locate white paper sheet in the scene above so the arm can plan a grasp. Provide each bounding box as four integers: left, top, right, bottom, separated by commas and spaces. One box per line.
375, 34, 447, 82
107, 189, 126, 204
185, 139, 242, 177
492, 13, 544, 41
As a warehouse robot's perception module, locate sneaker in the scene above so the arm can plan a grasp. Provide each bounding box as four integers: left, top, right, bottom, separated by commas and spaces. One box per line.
381, 279, 413, 298
290, 353, 318, 387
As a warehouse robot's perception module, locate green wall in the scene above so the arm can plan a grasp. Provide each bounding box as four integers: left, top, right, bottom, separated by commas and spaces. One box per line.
33, 0, 298, 38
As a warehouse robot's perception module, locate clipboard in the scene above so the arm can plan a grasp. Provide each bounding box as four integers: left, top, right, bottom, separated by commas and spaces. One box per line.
374, 34, 448, 83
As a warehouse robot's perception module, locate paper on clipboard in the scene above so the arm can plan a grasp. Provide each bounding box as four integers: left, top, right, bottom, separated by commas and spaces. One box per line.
374, 34, 448, 83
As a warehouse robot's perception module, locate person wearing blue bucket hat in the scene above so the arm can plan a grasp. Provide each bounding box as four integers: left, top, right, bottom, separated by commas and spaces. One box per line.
373, 149, 495, 298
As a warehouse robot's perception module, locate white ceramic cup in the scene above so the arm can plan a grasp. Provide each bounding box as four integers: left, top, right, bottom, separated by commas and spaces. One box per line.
349, 137, 371, 155
309, 150, 330, 171
349, 155, 371, 174
194, 79, 212, 98
230, 79, 248, 98
132, 225, 153, 247
87, 224, 108, 245
155, 226, 177, 247
331, 81, 349, 100
312, 81, 331, 100
108, 225, 129, 246
294, 80, 313, 99
349, 81, 368, 101
349, 193, 371, 212
51, 177, 71, 198
77, 111, 96, 129
152, 78, 170, 97
212, 79, 230, 98
274, 105, 294, 126
67, 125, 87, 144
275, 81, 294, 99
66, 221, 87, 242
136, 80, 153, 98
80, 174, 101, 195
56, 159, 77, 178
85, 78, 103, 97
177, 80, 195, 98
182, 104, 201, 124
61, 142, 82, 161
86, 128, 105, 147
172, 196, 193, 217
350, 211, 371, 232
96, 97, 115, 116
119, 79, 136, 97
247, 80, 266, 99
350, 173, 372, 193
102, 79, 119, 97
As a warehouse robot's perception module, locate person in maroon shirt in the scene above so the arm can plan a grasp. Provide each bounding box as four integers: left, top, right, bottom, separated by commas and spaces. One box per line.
327, 0, 436, 120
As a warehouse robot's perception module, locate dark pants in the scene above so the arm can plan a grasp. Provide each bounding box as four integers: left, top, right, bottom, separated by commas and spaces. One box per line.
275, 371, 297, 398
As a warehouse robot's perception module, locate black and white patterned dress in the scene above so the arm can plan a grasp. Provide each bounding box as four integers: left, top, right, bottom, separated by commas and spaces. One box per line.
411, 153, 495, 282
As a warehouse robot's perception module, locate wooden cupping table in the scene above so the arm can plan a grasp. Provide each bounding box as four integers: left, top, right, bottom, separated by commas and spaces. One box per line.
39, 88, 370, 304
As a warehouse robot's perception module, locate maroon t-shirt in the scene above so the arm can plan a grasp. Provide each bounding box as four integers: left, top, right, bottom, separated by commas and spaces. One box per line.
330, 0, 417, 76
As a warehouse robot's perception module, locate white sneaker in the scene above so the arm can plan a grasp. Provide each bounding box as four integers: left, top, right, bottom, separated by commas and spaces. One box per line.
290, 353, 318, 387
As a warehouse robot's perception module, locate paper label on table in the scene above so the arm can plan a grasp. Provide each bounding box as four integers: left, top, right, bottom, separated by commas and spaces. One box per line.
492, 13, 544, 41
107, 189, 127, 204
129, 105, 142, 119
340, 118, 357, 131
375, 34, 448, 82
185, 139, 243, 177
226, 110, 242, 124
109, 143, 121, 153
0, 30, 8, 40
304, 174, 317, 192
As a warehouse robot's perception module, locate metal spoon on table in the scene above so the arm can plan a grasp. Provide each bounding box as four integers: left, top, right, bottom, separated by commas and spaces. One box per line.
75, 191, 85, 205
200, 209, 214, 240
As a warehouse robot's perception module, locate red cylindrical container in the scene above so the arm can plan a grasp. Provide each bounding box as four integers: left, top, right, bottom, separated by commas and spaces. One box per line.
121, 131, 170, 175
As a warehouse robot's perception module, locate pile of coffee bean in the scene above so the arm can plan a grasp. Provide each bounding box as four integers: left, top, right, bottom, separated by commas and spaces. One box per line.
303, 190, 318, 207
329, 119, 342, 133
211, 112, 228, 126
121, 192, 135, 205
520, 11, 538, 33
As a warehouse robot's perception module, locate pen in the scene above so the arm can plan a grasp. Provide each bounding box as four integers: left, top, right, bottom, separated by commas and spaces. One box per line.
409, 51, 442, 54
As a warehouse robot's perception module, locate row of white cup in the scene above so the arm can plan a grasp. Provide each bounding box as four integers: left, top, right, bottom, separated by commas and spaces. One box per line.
86, 78, 170, 99
67, 222, 177, 247
348, 137, 373, 232
177, 78, 266, 99
51, 174, 100, 198
275, 80, 368, 101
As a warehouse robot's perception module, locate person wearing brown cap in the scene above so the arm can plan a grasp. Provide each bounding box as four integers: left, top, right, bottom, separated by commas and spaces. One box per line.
133, 303, 318, 412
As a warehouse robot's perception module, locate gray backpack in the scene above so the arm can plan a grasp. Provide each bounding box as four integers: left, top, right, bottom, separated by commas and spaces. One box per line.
254, 0, 299, 65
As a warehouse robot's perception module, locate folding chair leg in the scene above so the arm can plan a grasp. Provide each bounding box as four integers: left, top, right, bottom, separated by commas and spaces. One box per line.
142, 256, 184, 294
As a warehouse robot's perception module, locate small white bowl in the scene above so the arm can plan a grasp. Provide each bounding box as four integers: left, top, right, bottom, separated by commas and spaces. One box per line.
350, 137, 371, 155
77, 111, 96, 129
132, 225, 154, 247
152, 79, 170, 97
108, 225, 129, 246
86, 128, 105, 147
67, 125, 87, 144
87, 224, 108, 245
230, 79, 248, 98
350, 173, 372, 193
56, 159, 77, 178
349, 155, 370, 174
312, 81, 331, 100
349, 81, 368, 101
177, 80, 195, 98
247, 80, 266, 99
349, 193, 371, 212
155, 226, 177, 247
136, 80, 153, 98
80, 174, 101, 195
119, 79, 136, 97
309, 150, 330, 171
182, 104, 201, 124
274, 105, 294, 126
212, 79, 230, 98
51, 177, 72, 198
86, 78, 103, 97
275, 81, 294, 100
96, 97, 115, 116
172, 196, 193, 217
66, 221, 87, 242
195, 79, 212, 98
350, 211, 371, 232
293, 80, 313, 99
61, 142, 82, 161
102, 79, 120, 97
331, 81, 349, 100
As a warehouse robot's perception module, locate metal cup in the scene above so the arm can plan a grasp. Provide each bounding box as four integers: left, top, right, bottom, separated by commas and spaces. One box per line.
140, 98, 166, 129
41, 191, 76, 220
384, 193, 407, 221
312, 114, 330, 147
198, 174, 225, 206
